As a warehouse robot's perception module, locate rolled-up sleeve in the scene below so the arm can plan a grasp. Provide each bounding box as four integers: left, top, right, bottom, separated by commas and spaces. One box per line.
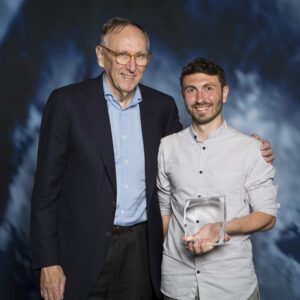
244, 141, 279, 217
157, 140, 172, 216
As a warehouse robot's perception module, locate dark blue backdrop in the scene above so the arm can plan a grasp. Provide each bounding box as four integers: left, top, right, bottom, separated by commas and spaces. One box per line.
0, 1, 299, 299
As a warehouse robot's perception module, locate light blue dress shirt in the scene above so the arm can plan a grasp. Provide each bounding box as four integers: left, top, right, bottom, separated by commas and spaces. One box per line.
103, 76, 147, 226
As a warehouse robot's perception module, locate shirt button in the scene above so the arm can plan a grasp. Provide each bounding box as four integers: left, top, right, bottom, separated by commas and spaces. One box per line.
199, 170, 203, 174
122, 135, 126, 140
106, 231, 111, 237
121, 210, 124, 215
124, 160, 128, 164
125, 184, 128, 189
196, 220, 199, 223
203, 147, 206, 150
197, 270, 200, 274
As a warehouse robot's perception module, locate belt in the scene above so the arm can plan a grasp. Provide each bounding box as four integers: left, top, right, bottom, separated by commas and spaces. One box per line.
111, 222, 146, 235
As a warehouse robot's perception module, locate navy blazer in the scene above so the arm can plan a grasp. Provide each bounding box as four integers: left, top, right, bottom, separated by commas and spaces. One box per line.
30, 74, 182, 299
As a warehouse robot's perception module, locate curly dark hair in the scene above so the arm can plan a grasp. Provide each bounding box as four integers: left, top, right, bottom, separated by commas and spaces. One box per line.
180, 57, 226, 89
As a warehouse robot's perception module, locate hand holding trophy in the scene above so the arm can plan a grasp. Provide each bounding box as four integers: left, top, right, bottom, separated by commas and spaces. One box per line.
182, 195, 230, 255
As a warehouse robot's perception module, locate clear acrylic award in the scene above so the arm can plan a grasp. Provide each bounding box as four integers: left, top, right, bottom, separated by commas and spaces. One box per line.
183, 195, 227, 247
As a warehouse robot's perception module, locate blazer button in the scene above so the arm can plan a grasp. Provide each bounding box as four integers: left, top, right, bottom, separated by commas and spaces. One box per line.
112, 201, 116, 207
106, 231, 111, 237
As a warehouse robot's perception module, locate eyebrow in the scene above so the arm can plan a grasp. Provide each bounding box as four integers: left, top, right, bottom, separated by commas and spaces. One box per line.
183, 85, 196, 90
183, 82, 217, 90
203, 83, 217, 87
115, 49, 148, 55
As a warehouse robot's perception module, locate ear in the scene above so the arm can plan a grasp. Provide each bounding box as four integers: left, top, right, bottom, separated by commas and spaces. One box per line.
95, 46, 104, 68
222, 85, 229, 103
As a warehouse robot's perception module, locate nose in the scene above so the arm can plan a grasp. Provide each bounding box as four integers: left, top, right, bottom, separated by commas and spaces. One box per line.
126, 56, 137, 72
195, 88, 206, 103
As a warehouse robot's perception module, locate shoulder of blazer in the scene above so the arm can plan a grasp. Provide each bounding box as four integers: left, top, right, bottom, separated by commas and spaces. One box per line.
50, 74, 104, 101
139, 83, 175, 104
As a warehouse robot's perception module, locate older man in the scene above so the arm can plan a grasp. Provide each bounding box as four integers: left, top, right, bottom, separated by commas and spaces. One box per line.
31, 18, 273, 300
157, 58, 279, 300
30, 17, 182, 300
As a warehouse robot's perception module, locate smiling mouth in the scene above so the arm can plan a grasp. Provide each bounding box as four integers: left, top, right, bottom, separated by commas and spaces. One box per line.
193, 104, 212, 112
121, 73, 136, 79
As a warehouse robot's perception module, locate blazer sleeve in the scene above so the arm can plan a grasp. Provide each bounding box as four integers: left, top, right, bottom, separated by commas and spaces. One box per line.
164, 96, 182, 137
30, 89, 69, 269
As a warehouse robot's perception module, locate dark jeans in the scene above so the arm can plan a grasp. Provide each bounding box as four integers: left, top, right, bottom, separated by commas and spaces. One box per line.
87, 222, 154, 300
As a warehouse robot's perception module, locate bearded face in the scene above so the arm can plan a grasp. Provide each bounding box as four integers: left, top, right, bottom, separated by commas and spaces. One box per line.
182, 73, 228, 125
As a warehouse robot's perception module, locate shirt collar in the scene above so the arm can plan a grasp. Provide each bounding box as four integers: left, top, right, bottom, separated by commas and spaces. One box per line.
189, 120, 227, 142
102, 75, 142, 109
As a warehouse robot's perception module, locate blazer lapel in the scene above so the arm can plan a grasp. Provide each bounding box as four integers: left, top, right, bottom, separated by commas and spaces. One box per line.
84, 75, 117, 195
140, 87, 158, 201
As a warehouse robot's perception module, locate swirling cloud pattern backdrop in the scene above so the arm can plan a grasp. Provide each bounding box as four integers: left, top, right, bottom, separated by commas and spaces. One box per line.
0, 1, 299, 299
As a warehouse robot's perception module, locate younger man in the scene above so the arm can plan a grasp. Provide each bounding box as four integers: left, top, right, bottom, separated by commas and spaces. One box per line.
157, 58, 279, 300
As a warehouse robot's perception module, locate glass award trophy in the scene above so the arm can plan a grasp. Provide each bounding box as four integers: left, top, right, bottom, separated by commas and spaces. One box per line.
183, 195, 227, 247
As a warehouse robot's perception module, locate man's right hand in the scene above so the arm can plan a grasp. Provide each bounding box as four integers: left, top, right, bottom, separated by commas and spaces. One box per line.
40, 265, 66, 300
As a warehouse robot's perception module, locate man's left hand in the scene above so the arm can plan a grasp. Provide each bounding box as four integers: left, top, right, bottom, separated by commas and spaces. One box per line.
182, 223, 230, 255
251, 134, 274, 164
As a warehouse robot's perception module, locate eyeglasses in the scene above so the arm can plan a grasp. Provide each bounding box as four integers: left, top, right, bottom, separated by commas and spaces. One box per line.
101, 46, 151, 67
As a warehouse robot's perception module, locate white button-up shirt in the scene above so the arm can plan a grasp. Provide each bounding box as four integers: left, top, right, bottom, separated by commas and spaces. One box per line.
157, 121, 279, 300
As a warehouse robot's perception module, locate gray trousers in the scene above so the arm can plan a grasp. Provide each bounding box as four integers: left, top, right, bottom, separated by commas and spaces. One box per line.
163, 285, 260, 300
